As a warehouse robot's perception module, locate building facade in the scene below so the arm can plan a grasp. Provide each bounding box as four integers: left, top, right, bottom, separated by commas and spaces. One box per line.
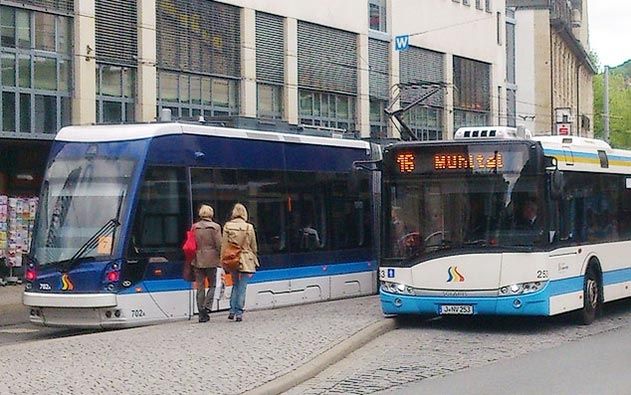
0, 0, 509, 196
509, 0, 596, 137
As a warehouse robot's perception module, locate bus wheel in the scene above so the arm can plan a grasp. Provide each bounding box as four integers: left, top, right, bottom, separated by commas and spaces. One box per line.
579, 266, 600, 325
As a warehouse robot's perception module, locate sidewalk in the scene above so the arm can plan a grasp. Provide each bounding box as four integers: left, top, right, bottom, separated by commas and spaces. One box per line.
0, 285, 27, 327
0, 284, 23, 307
0, 295, 393, 394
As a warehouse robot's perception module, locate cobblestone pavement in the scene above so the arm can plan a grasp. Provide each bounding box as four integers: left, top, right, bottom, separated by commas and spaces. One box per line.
0, 296, 383, 394
286, 299, 631, 395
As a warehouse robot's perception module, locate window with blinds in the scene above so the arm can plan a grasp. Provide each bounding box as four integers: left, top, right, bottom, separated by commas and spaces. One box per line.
298, 21, 357, 95
506, 20, 516, 84
95, 0, 137, 66
399, 46, 444, 107
13, 0, 73, 14
453, 56, 490, 112
156, 0, 241, 78
368, 39, 389, 100
256, 12, 284, 85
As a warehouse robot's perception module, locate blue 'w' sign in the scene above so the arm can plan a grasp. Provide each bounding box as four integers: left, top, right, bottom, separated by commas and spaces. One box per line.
395, 35, 410, 51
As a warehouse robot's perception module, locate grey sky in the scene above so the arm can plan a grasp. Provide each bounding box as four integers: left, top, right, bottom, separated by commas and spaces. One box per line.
589, 0, 631, 67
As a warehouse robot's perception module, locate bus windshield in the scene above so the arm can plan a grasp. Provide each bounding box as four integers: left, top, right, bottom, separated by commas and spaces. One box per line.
384, 172, 545, 261
32, 156, 135, 266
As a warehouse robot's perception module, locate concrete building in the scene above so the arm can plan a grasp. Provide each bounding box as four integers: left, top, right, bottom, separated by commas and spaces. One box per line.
509, 0, 596, 137
0, 0, 508, 196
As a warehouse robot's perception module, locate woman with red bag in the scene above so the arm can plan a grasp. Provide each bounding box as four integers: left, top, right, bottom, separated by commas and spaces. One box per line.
191, 204, 222, 323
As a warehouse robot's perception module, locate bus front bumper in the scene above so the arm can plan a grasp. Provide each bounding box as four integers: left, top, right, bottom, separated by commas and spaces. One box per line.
380, 289, 550, 316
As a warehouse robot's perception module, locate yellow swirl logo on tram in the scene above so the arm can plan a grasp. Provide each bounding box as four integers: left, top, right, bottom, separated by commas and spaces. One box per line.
61, 273, 74, 291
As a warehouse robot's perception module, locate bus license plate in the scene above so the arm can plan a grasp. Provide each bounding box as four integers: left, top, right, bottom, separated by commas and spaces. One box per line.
440, 305, 473, 315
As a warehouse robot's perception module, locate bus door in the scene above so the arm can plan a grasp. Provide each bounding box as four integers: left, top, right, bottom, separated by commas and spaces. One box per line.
124, 166, 193, 321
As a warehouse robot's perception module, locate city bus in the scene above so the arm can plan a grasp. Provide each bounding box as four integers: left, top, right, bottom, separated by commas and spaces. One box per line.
379, 126, 631, 324
23, 122, 378, 328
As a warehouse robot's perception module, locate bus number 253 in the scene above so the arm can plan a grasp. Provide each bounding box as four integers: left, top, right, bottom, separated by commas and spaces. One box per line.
536, 270, 549, 279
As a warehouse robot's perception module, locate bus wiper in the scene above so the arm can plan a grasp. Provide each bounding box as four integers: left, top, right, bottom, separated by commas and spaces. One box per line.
463, 239, 489, 247
60, 218, 121, 272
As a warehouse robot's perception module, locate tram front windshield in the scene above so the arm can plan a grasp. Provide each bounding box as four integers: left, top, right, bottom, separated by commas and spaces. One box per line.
384, 144, 545, 261
32, 156, 135, 266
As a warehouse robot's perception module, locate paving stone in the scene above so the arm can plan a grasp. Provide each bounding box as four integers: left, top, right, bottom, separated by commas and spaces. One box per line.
0, 296, 383, 394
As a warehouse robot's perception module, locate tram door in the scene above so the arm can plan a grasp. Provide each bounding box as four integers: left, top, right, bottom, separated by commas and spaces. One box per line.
126, 166, 193, 321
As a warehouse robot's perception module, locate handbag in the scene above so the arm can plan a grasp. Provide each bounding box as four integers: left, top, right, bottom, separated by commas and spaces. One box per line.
181, 227, 197, 282
221, 242, 242, 272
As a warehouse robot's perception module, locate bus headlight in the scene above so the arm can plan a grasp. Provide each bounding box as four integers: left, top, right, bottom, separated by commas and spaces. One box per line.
381, 282, 414, 295
499, 281, 545, 296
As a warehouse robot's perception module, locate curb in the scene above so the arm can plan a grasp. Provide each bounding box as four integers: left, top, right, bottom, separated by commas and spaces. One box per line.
244, 318, 397, 395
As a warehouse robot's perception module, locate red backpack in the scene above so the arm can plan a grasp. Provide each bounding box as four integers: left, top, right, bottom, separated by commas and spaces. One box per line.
181, 227, 197, 281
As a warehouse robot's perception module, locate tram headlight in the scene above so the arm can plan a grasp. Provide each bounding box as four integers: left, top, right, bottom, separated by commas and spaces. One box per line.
499, 281, 546, 296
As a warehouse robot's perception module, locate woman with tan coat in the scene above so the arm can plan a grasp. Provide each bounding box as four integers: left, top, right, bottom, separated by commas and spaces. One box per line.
192, 204, 222, 323
221, 203, 259, 322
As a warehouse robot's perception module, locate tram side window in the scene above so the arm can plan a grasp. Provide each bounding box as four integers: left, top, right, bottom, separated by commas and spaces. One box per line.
238, 169, 286, 255
328, 173, 372, 250
129, 167, 189, 257
191, 168, 287, 255
286, 171, 328, 252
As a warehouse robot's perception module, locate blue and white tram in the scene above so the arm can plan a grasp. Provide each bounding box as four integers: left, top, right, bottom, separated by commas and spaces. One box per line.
23, 123, 378, 328
380, 127, 631, 324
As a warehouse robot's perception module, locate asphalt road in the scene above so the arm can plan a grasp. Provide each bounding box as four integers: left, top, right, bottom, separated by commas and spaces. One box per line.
384, 323, 631, 395
288, 298, 631, 395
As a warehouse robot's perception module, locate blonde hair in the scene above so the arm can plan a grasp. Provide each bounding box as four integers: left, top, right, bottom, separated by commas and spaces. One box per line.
230, 203, 248, 221
198, 204, 214, 219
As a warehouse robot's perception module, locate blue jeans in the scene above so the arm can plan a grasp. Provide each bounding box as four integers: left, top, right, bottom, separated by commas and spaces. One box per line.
229, 272, 251, 317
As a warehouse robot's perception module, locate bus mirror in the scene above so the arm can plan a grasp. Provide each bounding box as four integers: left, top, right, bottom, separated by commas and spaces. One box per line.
353, 160, 381, 172
550, 170, 565, 199
544, 156, 558, 171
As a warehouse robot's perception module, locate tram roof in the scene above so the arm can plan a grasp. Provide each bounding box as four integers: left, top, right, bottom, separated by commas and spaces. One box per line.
55, 123, 371, 150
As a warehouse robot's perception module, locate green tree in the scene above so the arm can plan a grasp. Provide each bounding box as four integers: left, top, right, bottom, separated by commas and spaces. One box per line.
593, 62, 631, 148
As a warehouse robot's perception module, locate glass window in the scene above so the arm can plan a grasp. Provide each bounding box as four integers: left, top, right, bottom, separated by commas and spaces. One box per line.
201, 77, 211, 105
369, 0, 386, 32
129, 167, 189, 257
59, 58, 69, 91
337, 96, 349, 118
126, 102, 135, 123
102, 101, 122, 123
299, 91, 312, 116
160, 72, 178, 102
179, 74, 189, 103
191, 76, 201, 105
101, 65, 122, 97
130, 167, 190, 258
57, 16, 71, 54
2, 91, 15, 131
1, 7, 15, 47
34, 57, 56, 90
18, 54, 30, 88
34, 95, 56, 133
1, 53, 15, 86
123, 68, 134, 98
34, 12, 55, 51
212, 79, 229, 107
258, 83, 274, 114
19, 93, 30, 133
15, 9, 30, 49
61, 96, 71, 127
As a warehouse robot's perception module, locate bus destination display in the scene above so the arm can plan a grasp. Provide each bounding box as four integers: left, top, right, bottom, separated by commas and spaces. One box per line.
393, 145, 530, 175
